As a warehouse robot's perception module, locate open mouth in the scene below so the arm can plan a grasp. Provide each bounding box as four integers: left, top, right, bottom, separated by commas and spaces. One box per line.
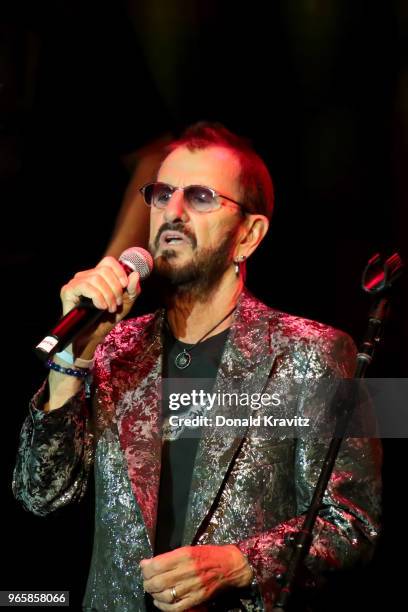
159, 230, 191, 247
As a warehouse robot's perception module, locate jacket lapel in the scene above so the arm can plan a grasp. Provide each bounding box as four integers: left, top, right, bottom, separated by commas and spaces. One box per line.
110, 311, 165, 549
109, 292, 278, 550
182, 291, 278, 545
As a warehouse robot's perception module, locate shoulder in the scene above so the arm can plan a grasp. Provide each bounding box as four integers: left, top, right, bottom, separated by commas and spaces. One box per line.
273, 310, 356, 376
241, 290, 356, 376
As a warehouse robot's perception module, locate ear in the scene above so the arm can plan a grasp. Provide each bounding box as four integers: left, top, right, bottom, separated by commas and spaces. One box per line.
234, 214, 269, 259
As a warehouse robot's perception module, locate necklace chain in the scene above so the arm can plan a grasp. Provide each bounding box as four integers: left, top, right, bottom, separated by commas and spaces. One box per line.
167, 305, 237, 369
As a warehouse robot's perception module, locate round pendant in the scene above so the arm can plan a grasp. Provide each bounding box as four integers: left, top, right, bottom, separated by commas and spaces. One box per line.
175, 350, 192, 369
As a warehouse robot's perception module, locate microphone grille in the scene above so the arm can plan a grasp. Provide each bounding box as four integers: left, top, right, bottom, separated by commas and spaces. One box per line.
119, 247, 153, 280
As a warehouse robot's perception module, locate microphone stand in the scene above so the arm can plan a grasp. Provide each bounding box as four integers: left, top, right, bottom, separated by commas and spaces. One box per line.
271, 253, 404, 612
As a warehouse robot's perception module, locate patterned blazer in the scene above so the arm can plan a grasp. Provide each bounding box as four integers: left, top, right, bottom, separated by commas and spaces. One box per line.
13, 289, 381, 611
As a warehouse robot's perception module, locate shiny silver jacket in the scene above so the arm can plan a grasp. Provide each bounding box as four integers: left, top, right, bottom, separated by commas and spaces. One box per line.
13, 290, 382, 611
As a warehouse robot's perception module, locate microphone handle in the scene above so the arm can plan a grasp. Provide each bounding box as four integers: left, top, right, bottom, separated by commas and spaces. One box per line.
34, 297, 105, 361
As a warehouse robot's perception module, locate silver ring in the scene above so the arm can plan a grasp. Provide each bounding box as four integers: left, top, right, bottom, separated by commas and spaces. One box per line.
170, 586, 178, 602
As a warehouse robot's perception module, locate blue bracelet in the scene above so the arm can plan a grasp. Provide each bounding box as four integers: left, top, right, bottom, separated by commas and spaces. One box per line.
46, 359, 90, 379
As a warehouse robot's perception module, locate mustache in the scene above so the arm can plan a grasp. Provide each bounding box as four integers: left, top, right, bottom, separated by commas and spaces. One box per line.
154, 222, 197, 249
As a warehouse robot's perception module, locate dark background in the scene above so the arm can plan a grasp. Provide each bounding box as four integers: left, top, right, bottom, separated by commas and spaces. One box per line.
1, 1, 407, 610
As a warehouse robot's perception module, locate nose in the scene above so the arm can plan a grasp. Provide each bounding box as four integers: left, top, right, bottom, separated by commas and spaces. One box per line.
163, 189, 189, 223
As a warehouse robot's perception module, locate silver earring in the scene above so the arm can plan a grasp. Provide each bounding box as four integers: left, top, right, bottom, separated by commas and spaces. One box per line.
234, 255, 246, 276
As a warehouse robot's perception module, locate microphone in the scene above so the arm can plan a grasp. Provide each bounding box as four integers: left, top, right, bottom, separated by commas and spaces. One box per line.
34, 247, 153, 361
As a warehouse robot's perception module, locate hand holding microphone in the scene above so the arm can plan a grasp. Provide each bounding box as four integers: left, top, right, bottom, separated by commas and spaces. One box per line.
35, 247, 153, 361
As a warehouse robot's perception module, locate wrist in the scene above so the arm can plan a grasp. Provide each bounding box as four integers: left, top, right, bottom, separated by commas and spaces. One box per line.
239, 552, 256, 588
71, 337, 104, 361
45, 367, 84, 412
224, 545, 255, 589
55, 348, 94, 369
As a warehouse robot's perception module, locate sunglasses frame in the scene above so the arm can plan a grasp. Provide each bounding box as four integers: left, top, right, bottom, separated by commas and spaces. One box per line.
139, 182, 247, 214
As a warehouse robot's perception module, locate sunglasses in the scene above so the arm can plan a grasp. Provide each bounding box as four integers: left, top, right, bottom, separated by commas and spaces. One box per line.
139, 182, 247, 214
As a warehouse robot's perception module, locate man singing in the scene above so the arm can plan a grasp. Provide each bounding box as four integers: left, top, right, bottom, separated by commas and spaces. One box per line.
13, 123, 381, 611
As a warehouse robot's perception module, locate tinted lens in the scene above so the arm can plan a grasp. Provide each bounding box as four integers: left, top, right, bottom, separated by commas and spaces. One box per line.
185, 186, 218, 212
144, 183, 174, 207
142, 183, 219, 211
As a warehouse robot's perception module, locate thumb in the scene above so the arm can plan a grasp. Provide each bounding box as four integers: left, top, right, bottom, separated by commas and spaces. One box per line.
126, 271, 141, 300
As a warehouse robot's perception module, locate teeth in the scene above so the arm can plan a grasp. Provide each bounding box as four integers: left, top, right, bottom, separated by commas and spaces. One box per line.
166, 236, 182, 243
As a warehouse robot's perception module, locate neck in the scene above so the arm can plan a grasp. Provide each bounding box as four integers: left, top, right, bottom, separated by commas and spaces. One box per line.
166, 269, 243, 343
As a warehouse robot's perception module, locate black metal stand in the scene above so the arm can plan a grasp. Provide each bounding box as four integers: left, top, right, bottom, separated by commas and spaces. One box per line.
271, 253, 403, 611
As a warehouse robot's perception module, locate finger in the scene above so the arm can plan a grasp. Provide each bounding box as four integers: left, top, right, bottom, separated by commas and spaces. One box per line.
148, 568, 222, 612
60, 280, 107, 311
152, 589, 205, 612
80, 274, 119, 313
141, 548, 193, 580
62, 275, 117, 312
89, 265, 126, 307
152, 597, 189, 611
126, 271, 141, 300
152, 586, 182, 605
96, 256, 129, 288
148, 576, 199, 603
144, 569, 178, 594
144, 566, 199, 595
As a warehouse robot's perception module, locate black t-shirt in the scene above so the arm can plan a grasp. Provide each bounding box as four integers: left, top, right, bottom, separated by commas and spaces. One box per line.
154, 326, 229, 555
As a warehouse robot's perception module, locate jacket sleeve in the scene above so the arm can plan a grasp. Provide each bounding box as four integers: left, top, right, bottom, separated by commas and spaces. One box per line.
12, 381, 94, 517
12, 321, 130, 518
235, 329, 382, 611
